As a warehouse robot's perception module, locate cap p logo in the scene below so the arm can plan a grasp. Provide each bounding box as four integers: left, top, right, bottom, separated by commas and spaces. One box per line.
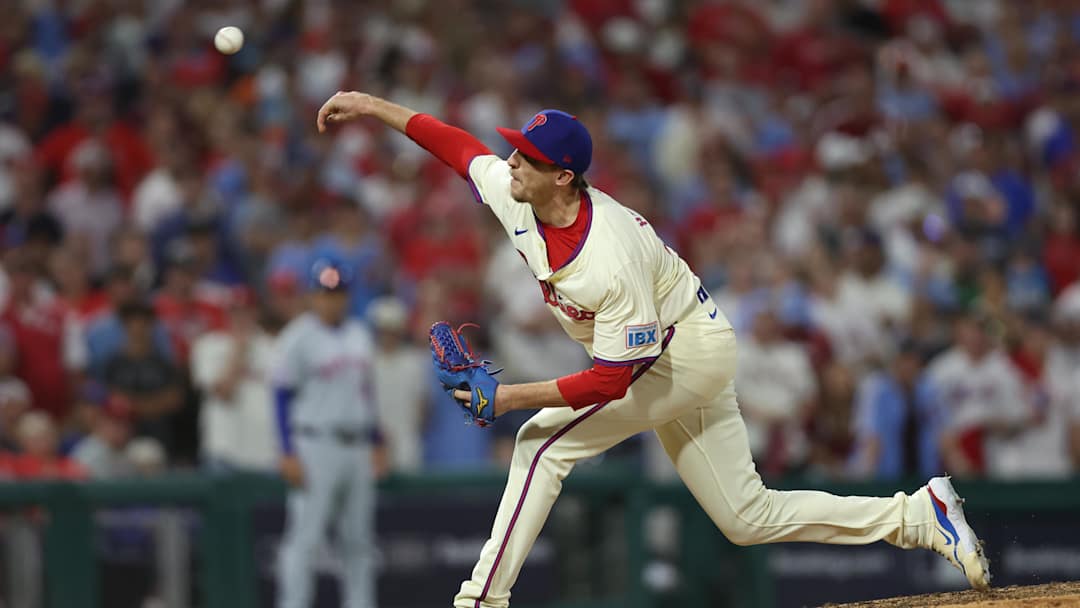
526, 113, 548, 132
318, 267, 341, 289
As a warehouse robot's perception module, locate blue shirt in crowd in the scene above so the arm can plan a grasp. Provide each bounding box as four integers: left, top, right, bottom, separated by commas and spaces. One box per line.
422, 377, 493, 471
853, 371, 942, 479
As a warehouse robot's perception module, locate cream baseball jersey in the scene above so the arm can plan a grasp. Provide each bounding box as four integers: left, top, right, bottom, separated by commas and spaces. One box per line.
467, 154, 731, 365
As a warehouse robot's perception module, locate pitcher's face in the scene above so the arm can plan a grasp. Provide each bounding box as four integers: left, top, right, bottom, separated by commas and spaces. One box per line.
506, 149, 570, 204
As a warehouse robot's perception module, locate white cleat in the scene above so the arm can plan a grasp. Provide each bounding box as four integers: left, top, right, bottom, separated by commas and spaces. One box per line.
926, 476, 991, 590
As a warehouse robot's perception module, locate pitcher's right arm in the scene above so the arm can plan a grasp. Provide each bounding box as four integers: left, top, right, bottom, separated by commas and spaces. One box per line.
316, 92, 492, 179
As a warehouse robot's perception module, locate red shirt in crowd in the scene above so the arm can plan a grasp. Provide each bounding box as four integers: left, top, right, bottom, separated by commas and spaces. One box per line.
34, 121, 155, 200
153, 295, 227, 365
1, 300, 75, 420
1044, 231, 1080, 295
0, 452, 86, 480
64, 290, 112, 326
677, 203, 742, 266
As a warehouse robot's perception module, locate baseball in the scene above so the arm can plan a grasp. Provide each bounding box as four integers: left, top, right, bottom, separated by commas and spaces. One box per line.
214, 26, 244, 55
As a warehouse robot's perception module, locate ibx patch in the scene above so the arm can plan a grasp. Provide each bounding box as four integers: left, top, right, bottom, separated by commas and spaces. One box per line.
625, 321, 659, 349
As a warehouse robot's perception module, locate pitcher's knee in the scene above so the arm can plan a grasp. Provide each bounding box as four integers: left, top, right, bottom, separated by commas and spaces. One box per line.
722, 522, 762, 547
716, 486, 774, 547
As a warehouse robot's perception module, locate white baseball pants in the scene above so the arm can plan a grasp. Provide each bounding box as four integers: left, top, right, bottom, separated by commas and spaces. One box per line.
454, 308, 935, 608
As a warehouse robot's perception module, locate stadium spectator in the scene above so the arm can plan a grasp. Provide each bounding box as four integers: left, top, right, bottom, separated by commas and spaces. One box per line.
1000, 318, 1073, 478
0, 323, 30, 452
922, 313, 1030, 477
132, 144, 196, 234
265, 270, 305, 328
229, 161, 287, 280
192, 289, 277, 472
369, 296, 428, 473
71, 394, 135, 479
2, 410, 85, 479
850, 341, 938, 480
48, 245, 110, 325
86, 265, 174, 378
153, 240, 228, 365
1043, 199, 1080, 295
837, 229, 912, 335
0, 123, 31, 213
0, 248, 86, 422
735, 308, 817, 475
46, 139, 123, 277
125, 437, 167, 478
710, 252, 764, 335
807, 256, 890, 366
266, 210, 320, 289
675, 155, 750, 283
807, 362, 859, 478
0, 164, 62, 255
183, 220, 245, 295
103, 302, 183, 461
32, 89, 153, 200
107, 226, 156, 290
1048, 290, 1080, 471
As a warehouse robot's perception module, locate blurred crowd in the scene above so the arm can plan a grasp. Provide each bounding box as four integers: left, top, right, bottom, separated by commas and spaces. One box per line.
0, 0, 1078, 485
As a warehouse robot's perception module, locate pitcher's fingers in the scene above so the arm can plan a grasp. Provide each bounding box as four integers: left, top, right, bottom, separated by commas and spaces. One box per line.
316, 101, 335, 132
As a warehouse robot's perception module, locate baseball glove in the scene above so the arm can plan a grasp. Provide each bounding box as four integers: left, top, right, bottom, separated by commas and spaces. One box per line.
429, 322, 501, 427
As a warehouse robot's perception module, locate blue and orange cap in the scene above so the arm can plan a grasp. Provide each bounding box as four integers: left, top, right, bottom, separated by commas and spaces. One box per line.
497, 110, 592, 176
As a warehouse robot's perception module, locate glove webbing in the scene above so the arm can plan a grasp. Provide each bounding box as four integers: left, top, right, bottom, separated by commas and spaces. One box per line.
430, 322, 486, 371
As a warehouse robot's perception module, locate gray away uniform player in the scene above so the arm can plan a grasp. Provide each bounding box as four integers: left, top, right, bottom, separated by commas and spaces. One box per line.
272, 259, 378, 608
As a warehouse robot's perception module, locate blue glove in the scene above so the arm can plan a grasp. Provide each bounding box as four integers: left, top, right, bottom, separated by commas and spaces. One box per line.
430, 322, 501, 427
458, 366, 500, 427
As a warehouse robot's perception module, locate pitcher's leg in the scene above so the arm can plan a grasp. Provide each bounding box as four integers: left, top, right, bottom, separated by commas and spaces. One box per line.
454, 404, 655, 608
655, 382, 935, 549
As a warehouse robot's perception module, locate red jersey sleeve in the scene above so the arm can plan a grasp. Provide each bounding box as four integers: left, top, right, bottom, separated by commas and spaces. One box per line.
556, 363, 634, 410
405, 114, 493, 179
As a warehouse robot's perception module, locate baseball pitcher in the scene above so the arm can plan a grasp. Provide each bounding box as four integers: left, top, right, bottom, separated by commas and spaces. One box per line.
316, 93, 991, 608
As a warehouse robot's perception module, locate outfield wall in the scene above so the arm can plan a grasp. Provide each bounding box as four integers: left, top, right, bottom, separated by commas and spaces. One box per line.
1, 473, 1077, 608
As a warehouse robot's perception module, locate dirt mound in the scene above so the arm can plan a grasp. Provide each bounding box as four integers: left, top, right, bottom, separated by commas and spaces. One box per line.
823, 581, 1080, 607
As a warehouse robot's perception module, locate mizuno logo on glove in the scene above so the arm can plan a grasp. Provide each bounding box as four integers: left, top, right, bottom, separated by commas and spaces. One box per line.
476, 388, 489, 416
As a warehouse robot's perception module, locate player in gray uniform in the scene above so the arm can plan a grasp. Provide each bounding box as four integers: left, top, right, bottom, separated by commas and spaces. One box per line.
272, 259, 379, 608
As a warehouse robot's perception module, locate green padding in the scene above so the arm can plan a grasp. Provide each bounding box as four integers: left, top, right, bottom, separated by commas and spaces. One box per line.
2, 474, 1078, 608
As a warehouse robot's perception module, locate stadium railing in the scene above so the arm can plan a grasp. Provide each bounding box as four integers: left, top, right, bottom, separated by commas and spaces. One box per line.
1, 472, 1078, 608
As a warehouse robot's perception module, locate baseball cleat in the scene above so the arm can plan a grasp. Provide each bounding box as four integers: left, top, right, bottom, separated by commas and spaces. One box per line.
926, 476, 991, 590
